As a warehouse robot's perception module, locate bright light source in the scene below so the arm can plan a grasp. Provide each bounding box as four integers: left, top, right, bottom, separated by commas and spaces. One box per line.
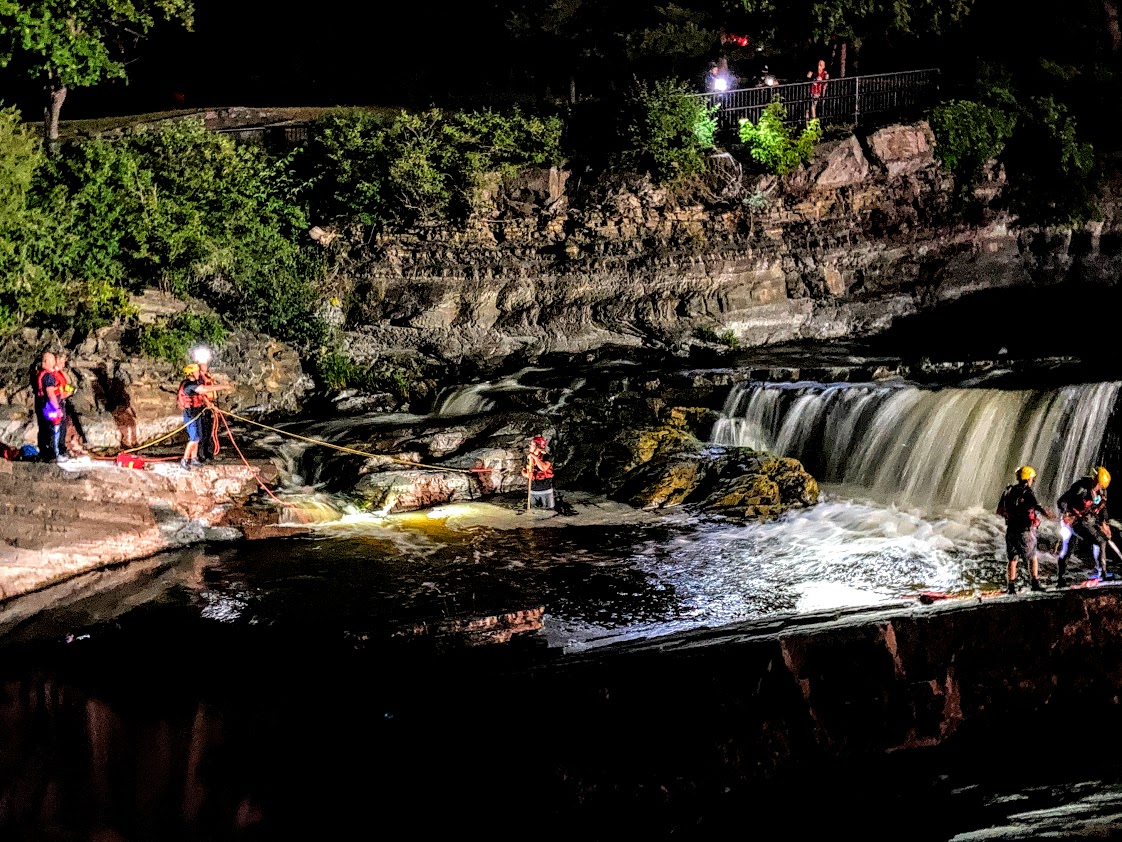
714, 77, 728, 91
191, 346, 212, 365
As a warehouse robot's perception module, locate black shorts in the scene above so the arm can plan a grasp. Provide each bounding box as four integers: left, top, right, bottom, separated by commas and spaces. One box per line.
1005, 529, 1037, 563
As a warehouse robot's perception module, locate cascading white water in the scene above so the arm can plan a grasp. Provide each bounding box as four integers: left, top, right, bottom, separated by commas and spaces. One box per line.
435, 383, 496, 416
433, 367, 553, 416
712, 380, 1121, 511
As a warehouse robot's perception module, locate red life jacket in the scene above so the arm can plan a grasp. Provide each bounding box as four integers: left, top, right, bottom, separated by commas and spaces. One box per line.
35, 367, 59, 399
177, 378, 208, 410
36, 368, 64, 423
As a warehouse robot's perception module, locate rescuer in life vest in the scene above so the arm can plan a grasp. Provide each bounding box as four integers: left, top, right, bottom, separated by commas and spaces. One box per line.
177, 363, 233, 471
521, 434, 555, 509
996, 465, 1053, 594
1056, 466, 1112, 585
32, 351, 70, 463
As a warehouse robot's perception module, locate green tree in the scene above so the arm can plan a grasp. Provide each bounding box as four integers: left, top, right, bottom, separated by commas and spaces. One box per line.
928, 99, 1016, 182
0, 0, 194, 147
622, 77, 717, 183
738, 99, 821, 174
736, 0, 975, 74
0, 104, 51, 327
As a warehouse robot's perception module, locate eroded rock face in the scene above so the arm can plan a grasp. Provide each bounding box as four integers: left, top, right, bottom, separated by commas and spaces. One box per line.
813, 135, 870, 190
865, 121, 937, 176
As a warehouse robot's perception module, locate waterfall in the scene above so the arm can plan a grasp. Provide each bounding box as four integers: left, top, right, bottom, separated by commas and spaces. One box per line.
712, 380, 1121, 510
433, 366, 563, 417
435, 383, 496, 416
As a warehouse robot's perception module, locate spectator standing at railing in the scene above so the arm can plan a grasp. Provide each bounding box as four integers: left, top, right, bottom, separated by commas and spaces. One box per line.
807, 59, 829, 121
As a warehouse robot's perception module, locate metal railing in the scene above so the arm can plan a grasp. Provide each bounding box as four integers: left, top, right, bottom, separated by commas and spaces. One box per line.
696, 68, 941, 130
216, 124, 310, 144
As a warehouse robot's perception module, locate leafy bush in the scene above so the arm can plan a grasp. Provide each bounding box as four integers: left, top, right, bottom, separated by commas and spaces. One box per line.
622, 78, 718, 183
442, 107, 564, 211
695, 325, 740, 349
137, 311, 227, 365
928, 99, 1016, 181
312, 348, 423, 401
1003, 95, 1096, 225
0, 106, 60, 328
70, 278, 135, 333
298, 106, 565, 227
299, 109, 389, 226
737, 101, 822, 175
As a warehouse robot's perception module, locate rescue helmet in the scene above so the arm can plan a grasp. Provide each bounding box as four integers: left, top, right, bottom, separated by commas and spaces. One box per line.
1016, 465, 1036, 482
532, 435, 547, 448
182, 363, 200, 375
1095, 466, 1111, 488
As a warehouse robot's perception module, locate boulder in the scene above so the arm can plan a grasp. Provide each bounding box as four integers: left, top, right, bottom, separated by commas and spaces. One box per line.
813, 136, 870, 190
617, 444, 819, 521
865, 122, 937, 177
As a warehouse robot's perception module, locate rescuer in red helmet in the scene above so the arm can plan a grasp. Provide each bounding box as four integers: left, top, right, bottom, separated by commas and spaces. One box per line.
521, 434, 555, 510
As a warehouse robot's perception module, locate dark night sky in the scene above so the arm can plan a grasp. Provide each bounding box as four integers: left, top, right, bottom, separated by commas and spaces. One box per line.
2, 0, 516, 119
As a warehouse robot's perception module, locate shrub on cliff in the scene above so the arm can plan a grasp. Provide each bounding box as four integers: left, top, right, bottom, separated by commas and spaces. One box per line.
297, 109, 389, 228
298, 106, 564, 226
1002, 95, 1096, 226
136, 311, 227, 365
928, 99, 1016, 182
933, 62, 1098, 225
0, 106, 65, 328
737, 101, 822, 175
621, 78, 717, 184
36, 119, 325, 344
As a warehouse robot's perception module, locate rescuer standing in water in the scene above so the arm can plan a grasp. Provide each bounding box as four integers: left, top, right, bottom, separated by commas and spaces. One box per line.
522, 434, 555, 510
1056, 466, 1112, 585
996, 465, 1053, 594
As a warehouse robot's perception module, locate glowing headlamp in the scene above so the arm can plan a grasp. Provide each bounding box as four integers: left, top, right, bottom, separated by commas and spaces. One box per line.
714, 76, 729, 92
191, 346, 212, 365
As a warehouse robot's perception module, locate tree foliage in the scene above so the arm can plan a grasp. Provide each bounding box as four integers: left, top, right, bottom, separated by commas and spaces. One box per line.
735, 0, 975, 43
298, 107, 564, 226
737, 100, 822, 174
0, 0, 194, 142
0, 105, 52, 327
932, 60, 1099, 225
622, 77, 717, 183
928, 99, 1016, 181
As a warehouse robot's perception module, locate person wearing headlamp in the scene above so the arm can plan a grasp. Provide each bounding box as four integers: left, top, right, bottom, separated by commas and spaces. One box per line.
1056, 466, 1112, 586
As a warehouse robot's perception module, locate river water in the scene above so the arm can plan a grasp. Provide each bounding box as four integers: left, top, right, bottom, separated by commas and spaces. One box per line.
2, 340, 1122, 838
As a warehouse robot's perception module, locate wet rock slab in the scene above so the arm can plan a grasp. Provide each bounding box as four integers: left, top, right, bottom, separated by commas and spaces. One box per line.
0, 459, 273, 600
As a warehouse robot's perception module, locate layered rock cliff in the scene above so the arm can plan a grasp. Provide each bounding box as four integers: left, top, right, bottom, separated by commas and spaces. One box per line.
329, 121, 1121, 367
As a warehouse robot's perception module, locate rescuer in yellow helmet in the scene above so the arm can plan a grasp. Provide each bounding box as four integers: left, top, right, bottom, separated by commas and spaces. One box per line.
996, 465, 1052, 594
1056, 465, 1112, 586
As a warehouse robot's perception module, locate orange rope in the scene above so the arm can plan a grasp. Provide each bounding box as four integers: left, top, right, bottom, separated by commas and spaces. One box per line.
216, 408, 310, 524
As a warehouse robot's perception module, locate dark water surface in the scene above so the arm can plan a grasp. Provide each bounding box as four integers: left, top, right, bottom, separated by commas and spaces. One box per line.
5, 332, 1122, 838
4, 510, 1122, 839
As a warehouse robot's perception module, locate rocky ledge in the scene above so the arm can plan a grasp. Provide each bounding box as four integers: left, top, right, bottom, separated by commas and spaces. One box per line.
0, 458, 279, 601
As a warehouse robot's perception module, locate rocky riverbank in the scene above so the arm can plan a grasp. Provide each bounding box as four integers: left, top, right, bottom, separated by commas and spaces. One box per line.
0, 458, 279, 601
